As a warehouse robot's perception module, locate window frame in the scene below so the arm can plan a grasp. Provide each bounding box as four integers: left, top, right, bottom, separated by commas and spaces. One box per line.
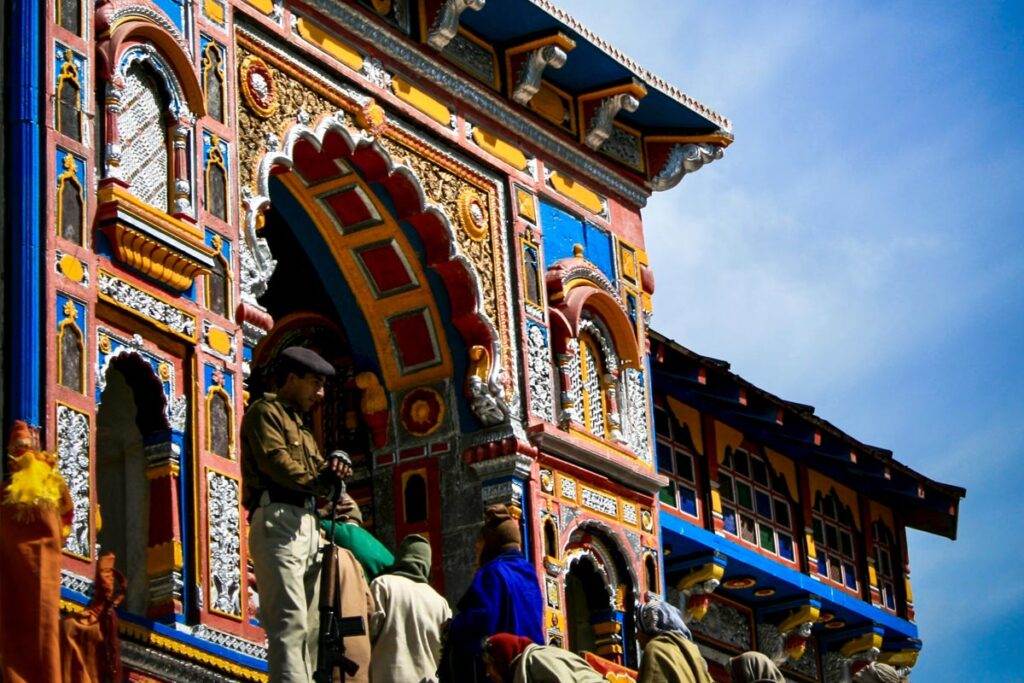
718, 447, 799, 566
653, 404, 702, 523
811, 490, 861, 594
872, 520, 899, 613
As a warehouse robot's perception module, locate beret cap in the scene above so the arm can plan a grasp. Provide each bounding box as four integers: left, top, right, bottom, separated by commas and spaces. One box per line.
279, 346, 335, 377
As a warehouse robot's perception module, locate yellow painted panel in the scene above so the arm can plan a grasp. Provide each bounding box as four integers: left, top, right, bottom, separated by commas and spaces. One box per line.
548, 171, 603, 215
392, 77, 451, 127
207, 327, 233, 356
203, 0, 224, 23
765, 448, 799, 500
296, 17, 364, 71
516, 188, 537, 222
59, 253, 85, 283
710, 488, 722, 514
713, 419, 744, 464
471, 127, 528, 171
245, 0, 275, 14
808, 470, 861, 529
869, 500, 895, 531
532, 82, 567, 124
666, 396, 704, 455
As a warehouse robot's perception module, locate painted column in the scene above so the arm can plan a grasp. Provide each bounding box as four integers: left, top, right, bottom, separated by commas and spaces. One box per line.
145, 428, 186, 622
797, 462, 817, 576
700, 412, 723, 533
6, 0, 43, 430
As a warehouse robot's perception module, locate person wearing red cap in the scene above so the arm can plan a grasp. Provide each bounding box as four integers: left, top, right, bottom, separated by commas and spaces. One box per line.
482, 633, 604, 683
439, 504, 544, 682
242, 346, 351, 682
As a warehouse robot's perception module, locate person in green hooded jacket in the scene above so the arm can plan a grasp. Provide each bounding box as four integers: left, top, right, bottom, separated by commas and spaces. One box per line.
368, 534, 451, 683
636, 599, 712, 683
319, 493, 394, 580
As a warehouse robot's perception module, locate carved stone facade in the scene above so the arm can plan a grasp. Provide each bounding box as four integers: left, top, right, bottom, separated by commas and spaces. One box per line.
56, 404, 91, 558
207, 471, 242, 618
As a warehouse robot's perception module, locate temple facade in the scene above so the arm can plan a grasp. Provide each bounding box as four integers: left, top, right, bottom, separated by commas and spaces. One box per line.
1, 0, 961, 681
649, 333, 964, 681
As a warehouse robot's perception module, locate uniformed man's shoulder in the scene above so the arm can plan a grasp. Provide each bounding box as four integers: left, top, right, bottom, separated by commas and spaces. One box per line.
242, 393, 286, 423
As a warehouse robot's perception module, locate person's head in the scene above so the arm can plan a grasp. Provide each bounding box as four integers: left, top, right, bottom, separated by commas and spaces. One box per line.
637, 598, 692, 647
477, 504, 522, 564
729, 651, 785, 683
273, 347, 335, 411
482, 634, 533, 683
852, 662, 906, 683
388, 534, 433, 583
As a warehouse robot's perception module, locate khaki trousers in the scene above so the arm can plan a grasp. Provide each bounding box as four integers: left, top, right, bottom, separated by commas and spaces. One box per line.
249, 502, 323, 682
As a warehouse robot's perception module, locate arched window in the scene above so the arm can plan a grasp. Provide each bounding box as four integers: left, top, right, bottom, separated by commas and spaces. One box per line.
58, 320, 84, 393
578, 333, 608, 438
644, 554, 659, 593
522, 243, 541, 306
873, 521, 898, 612
57, 52, 82, 141
207, 389, 232, 457
812, 491, 859, 591
403, 473, 427, 523
207, 254, 230, 317
719, 448, 796, 562
202, 43, 225, 123
57, 0, 82, 36
57, 157, 85, 244
205, 139, 228, 220
118, 61, 170, 210
654, 405, 699, 518
543, 518, 558, 559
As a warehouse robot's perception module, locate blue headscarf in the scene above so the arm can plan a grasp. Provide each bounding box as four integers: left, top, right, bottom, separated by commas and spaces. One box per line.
638, 598, 693, 641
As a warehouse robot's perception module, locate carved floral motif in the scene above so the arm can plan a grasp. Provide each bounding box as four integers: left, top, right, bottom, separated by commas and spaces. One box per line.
57, 405, 90, 558
526, 322, 555, 422
207, 471, 242, 617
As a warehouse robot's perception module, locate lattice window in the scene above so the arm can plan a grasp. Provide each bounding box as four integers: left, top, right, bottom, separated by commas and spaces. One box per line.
654, 405, 699, 518
207, 254, 230, 318
205, 142, 228, 220
207, 389, 232, 458
579, 334, 607, 438
58, 321, 84, 393
720, 448, 797, 562
118, 62, 169, 210
57, 0, 82, 36
57, 54, 82, 142
202, 43, 225, 123
873, 521, 898, 612
57, 163, 84, 244
812, 491, 860, 591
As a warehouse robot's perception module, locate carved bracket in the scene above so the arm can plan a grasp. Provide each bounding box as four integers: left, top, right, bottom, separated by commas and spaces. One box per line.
650, 142, 724, 191
513, 45, 568, 105
427, 0, 486, 50
585, 93, 641, 150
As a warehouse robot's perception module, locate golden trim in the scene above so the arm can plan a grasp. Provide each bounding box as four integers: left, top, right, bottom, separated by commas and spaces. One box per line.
96, 268, 198, 342
675, 561, 725, 591
119, 620, 267, 681
146, 540, 184, 576
205, 386, 235, 458
56, 153, 85, 245
646, 131, 735, 148
56, 49, 82, 137
201, 41, 225, 122
204, 136, 229, 220
238, 55, 278, 118
457, 188, 489, 241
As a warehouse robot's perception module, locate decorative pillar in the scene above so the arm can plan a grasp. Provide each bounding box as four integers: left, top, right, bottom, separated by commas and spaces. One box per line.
858, 493, 881, 606
777, 602, 821, 661
170, 118, 193, 216
144, 429, 185, 622
103, 79, 126, 180
604, 371, 625, 443
700, 412, 724, 533
557, 338, 581, 427
797, 462, 817, 575
591, 607, 625, 662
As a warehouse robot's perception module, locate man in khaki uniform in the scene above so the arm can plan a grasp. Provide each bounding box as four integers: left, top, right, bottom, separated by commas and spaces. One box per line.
243, 346, 348, 682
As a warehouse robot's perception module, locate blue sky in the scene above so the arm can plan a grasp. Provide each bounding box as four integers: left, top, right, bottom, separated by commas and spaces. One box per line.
555, 1, 1023, 678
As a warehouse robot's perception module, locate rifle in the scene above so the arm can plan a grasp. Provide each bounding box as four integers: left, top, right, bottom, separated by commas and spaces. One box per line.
313, 451, 366, 683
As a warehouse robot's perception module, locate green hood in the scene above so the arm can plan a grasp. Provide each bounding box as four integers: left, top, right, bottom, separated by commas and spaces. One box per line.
387, 534, 432, 583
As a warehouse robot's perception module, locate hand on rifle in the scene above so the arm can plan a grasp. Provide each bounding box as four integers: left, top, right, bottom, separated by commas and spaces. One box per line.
328, 450, 353, 481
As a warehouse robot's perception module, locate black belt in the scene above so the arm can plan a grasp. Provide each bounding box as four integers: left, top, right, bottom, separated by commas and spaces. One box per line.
264, 487, 316, 510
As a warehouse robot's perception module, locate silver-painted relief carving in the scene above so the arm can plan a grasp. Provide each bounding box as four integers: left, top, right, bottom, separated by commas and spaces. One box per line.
624, 367, 651, 463
526, 322, 555, 422
426, 0, 485, 50
513, 45, 568, 105
692, 600, 752, 651
97, 271, 196, 338
57, 404, 91, 558
650, 142, 725, 191
601, 125, 643, 170
192, 624, 268, 660
207, 471, 242, 617
585, 93, 640, 150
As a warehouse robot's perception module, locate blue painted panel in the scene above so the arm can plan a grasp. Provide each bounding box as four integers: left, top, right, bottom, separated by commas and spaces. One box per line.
204, 228, 232, 262
660, 513, 918, 638
203, 363, 233, 398
539, 200, 616, 284
152, 0, 186, 32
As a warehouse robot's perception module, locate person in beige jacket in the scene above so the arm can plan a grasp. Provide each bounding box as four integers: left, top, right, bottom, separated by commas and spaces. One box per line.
368, 535, 452, 683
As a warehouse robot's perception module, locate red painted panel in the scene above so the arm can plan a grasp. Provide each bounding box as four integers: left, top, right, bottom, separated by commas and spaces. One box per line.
322, 185, 379, 230
388, 310, 438, 370
356, 241, 415, 295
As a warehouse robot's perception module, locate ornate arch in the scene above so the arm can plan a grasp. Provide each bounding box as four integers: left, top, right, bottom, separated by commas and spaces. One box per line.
241, 112, 507, 420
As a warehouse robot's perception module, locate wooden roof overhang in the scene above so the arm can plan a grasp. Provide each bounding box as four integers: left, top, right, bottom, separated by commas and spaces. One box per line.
650, 330, 966, 541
